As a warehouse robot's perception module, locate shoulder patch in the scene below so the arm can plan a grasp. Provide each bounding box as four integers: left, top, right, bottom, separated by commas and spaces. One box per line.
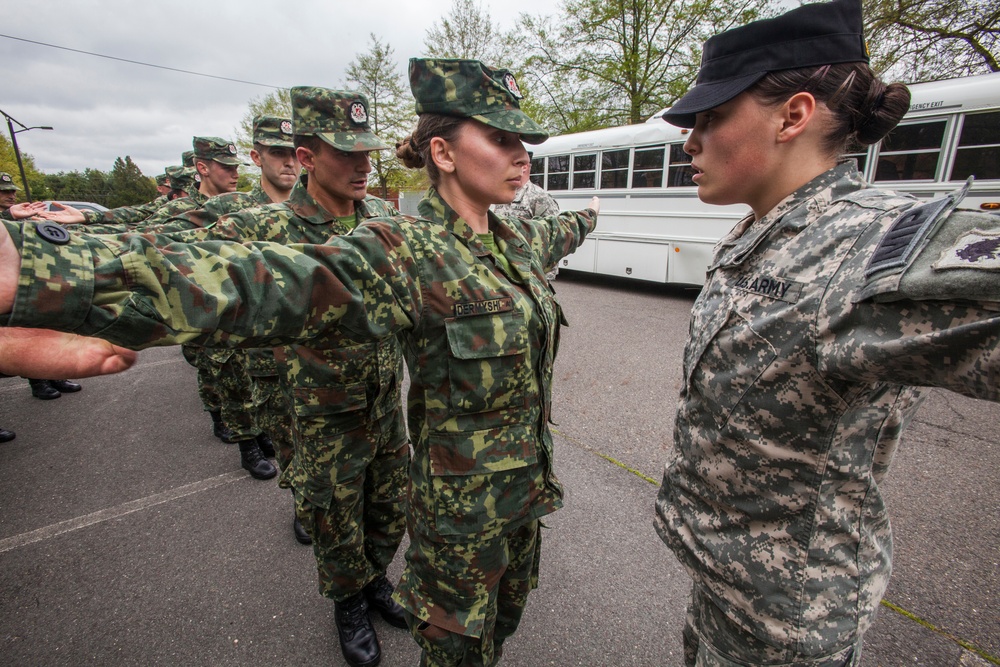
933, 228, 1000, 270
864, 179, 971, 280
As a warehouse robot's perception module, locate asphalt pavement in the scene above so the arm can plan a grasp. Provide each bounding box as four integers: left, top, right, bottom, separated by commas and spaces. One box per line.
0, 272, 996, 666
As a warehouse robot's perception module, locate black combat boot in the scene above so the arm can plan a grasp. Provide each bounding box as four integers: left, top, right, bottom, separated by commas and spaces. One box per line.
29, 379, 60, 400
237, 440, 277, 480
209, 410, 236, 443
48, 379, 82, 393
334, 592, 381, 667
0, 428, 14, 443
362, 575, 407, 629
256, 433, 276, 458
293, 516, 312, 545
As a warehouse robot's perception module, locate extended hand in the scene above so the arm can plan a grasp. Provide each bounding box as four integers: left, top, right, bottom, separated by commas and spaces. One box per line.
6, 202, 47, 220
37, 203, 86, 225
0, 328, 137, 378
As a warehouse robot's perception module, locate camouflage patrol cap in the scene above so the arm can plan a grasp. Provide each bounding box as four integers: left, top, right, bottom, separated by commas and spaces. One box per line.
0, 172, 20, 191
290, 87, 389, 152
181, 151, 195, 168
193, 136, 243, 166
165, 165, 197, 191
408, 58, 548, 144
253, 115, 294, 148
155, 173, 169, 187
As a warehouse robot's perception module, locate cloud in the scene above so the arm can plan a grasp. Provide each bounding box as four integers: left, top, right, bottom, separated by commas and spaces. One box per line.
3, 0, 551, 179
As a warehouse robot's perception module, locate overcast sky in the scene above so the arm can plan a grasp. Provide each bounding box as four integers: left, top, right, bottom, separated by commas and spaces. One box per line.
2, 0, 560, 178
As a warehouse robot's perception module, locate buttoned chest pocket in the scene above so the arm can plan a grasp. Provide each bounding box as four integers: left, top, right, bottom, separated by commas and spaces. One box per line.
687, 307, 778, 429
445, 310, 529, 415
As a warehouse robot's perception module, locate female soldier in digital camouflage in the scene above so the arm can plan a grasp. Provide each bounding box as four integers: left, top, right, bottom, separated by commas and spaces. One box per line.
0, 58, 598, 667
652, 0, 1000, 665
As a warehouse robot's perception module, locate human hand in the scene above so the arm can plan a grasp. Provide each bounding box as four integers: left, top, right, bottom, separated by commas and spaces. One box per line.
590, 197, 600, 214
7, 202, 46, 220
0, 327, 137, 377
37, 202, 86, 225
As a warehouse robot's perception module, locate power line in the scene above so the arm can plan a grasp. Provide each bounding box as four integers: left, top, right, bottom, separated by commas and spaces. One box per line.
0, 33, 287, 90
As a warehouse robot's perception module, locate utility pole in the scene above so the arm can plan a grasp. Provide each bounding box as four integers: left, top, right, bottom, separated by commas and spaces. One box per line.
1, 108, 53, 201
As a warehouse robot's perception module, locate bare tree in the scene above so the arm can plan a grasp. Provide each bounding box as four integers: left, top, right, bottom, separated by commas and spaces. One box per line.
423, 0, 516, 68
345, 34, 418, 198
864, 0, 999, 82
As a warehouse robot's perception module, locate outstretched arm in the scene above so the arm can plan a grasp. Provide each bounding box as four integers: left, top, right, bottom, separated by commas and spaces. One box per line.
0, 327, 137, 377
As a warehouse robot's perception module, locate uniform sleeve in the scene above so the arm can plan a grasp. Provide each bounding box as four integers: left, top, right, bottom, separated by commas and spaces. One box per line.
6, 217, 422, 351
512, 208, 597, 273
818, 207, 1000, 402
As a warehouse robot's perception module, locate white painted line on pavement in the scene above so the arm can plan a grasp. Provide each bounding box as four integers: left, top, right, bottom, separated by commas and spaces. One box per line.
0, 470, 246, 554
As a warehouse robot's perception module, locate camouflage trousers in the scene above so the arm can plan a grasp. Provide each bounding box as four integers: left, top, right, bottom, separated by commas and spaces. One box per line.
397, 520, 541, 667
192, 347, 258, 441
683, 584, 862, 667
181, 345, 221, 412
251, 374, 294, 470
291, 406, 409, 602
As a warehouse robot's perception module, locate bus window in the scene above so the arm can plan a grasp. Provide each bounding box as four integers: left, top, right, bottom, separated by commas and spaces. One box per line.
666, 143, 696, 187
844, 139, 867, 174
573, 153, 597, 189
874, 120, 946, 181
601, 149, 630, 189
548, 155, 570, 190
632, 145, 665, 188
951, 110, 1000, 181
530, 156, 545, 186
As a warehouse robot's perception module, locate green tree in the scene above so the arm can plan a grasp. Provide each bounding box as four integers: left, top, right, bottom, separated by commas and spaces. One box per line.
107, 156, 157, 208
234, 88, 292, 173
0, 134, 52, 202
517, 0, 774, 133
863, 0, 999, 81
345, 34, 419, 198
43, 169, 109, 205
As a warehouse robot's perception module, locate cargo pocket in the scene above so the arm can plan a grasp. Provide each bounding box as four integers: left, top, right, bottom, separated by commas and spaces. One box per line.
427, 425, 536, 536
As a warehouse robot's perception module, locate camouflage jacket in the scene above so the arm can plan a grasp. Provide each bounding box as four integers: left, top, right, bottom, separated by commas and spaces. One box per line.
653, 163, 1000, 653
491, 181, 559, 220
9, 187, 596, 539
185, 176, 405, 469
82, 190, 210, 235
81, 194, 169, 226
143, 183, 271, 235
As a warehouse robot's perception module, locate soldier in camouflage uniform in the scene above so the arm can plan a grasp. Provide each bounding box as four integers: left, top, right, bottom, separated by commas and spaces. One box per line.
0, 172, 20, 213
0, 58, 599, 667
154, 172, 170, 197
169, 90, 410, 665
651, 1, 1000, 664
180, 134, 283, 480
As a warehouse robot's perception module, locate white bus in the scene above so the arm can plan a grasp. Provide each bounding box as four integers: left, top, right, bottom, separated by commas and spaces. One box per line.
530, 71, 1000, 286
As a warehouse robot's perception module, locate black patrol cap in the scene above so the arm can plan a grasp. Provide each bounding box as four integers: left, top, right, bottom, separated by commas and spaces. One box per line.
663, 0, 869, 128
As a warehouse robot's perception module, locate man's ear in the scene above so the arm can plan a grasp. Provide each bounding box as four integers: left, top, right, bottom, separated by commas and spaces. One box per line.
296, 146, 315, 172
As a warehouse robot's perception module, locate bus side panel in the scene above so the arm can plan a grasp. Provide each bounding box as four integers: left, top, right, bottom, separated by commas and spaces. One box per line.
559, 238, 597, 273
668, 241, 715, 286
595, 239, 669, 283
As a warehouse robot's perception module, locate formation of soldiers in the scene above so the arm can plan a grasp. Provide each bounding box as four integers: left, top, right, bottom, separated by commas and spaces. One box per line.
5, 1, 1000, 662
5, 88, 414, 667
